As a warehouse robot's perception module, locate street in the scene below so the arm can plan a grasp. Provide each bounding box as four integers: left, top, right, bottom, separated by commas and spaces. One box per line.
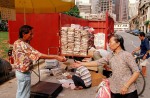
0, 32, 150, 98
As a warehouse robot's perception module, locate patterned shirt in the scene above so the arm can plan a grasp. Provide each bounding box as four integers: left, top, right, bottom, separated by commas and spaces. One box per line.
12, 39, 41, 72
75, 66, 92, 87
96, 50, 140, 94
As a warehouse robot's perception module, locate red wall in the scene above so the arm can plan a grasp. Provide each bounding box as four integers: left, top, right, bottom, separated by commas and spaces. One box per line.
60, 14, 89, 27
88, 12, 114, 49
8, 13, 114, 54
9, 13, 60, 54
89, 20, 106, 34
8, 13, 89, 55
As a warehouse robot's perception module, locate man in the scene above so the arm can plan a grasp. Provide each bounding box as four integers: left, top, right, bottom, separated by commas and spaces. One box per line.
13, 25, 66, 98
132, 32, 150, 76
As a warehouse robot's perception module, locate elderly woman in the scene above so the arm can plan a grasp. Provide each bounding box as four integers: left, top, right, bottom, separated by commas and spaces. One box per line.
12, 25, 66, 98
73, 34, 140, 98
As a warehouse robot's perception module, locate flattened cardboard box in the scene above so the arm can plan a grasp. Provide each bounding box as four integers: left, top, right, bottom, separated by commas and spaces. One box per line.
90, 71, 106, 87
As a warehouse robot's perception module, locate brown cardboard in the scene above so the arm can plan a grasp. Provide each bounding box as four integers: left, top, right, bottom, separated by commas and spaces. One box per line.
90, 71, 106, 87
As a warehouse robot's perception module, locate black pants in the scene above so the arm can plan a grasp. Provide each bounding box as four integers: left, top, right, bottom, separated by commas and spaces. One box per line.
111, 90, 138, 98
72, 75, 91, 89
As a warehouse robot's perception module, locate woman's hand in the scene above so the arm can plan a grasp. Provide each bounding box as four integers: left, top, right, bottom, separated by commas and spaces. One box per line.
120, 84, 128, 95
120, 72, 139, 95
56, 56, 67, 62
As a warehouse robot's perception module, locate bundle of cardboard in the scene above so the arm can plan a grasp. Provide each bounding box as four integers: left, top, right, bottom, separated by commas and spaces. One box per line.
61, 24, 94, 56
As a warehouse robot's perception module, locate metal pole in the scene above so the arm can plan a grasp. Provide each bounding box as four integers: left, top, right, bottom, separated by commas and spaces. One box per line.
37, 60, 40, 82
23, 0, 26, 25
31, 60, 41, 82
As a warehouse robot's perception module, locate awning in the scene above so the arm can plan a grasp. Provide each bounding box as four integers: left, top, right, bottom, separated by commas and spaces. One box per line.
15, 0, 75, 13
0, 0, 74, 20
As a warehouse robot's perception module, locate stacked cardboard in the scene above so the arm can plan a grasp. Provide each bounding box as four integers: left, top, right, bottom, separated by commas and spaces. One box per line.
61, 25, 94, 56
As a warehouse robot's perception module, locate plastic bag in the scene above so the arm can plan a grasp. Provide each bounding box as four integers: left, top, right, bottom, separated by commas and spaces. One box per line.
96, 79, 111, 98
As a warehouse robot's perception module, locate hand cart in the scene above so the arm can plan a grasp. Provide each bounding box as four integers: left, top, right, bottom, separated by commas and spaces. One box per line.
30, 60, 63, 98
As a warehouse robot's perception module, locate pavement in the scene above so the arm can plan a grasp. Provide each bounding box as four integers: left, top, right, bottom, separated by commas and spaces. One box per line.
0, 59, 97, 98
0, 58, 149, 98
0, 32, 150, 98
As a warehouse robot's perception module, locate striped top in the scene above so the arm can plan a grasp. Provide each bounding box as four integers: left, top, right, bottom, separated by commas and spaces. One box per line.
75, 66, 92, 87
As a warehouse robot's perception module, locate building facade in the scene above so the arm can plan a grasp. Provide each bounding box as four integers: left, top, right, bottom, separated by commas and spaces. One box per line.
92, 0, 113, 14
129, 0, 150, 33
74, 0, 116, 21
112, 0, 115, 14
138, 0, 150, 32
115, 0, 129, 22
78, 4, 91, 13
129, 15, 139, 30
129, 2, 139, 18
75, 0, 91, 14
77, 0, 113, 14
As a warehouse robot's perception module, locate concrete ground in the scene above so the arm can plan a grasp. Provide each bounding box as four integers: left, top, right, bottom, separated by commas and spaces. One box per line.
0, 59, 97, 98
0, 32, 150, 98
0, 58, 149, 98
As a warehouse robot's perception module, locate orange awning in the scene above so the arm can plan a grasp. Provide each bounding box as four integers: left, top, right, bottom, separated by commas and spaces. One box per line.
15, 0, 75, 13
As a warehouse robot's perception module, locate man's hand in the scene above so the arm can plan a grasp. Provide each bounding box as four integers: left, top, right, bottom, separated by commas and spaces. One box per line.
132, 51, 135, 55
143, 55, 147, 60
56, 56, 67, 62
103, 65, 111, 71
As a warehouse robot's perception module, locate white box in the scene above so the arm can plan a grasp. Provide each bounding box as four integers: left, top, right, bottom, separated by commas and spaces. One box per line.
45, 59, 59, 69
40, 69, 50, 75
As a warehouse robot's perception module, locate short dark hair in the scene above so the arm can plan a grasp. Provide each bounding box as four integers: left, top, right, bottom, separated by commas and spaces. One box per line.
139, 32, 145, 37
19, 25, 33, 38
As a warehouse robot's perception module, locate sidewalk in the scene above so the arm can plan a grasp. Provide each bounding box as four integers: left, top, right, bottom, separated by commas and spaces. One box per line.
0, 58, 149, 98
0, 60, 97, 98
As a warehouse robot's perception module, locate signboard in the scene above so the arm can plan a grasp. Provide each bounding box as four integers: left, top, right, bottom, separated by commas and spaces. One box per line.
0, 0, 16, 20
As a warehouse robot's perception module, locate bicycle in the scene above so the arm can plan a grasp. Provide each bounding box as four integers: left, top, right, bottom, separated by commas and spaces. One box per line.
133, 53, 146, 96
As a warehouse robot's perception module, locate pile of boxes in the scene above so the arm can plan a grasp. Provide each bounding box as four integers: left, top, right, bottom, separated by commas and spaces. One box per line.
61, 24, 94, 56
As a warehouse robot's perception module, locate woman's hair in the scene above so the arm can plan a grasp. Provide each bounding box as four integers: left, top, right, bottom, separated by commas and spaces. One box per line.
19, 25, 33, 38
112, 34, 125, 50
